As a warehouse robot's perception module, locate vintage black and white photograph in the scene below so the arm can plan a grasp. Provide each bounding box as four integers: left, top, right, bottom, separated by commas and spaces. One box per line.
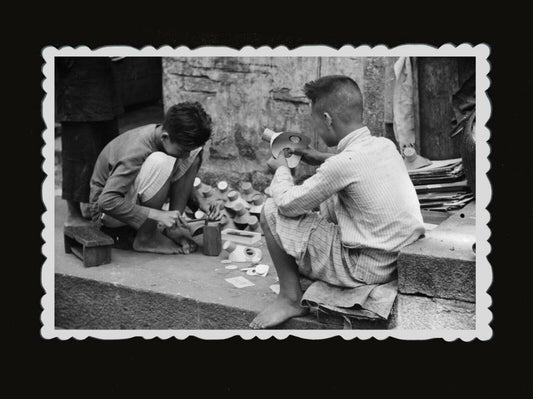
41, 45, 491, 339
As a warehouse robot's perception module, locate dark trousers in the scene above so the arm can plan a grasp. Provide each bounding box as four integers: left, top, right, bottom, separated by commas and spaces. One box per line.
61, 119, 118, 203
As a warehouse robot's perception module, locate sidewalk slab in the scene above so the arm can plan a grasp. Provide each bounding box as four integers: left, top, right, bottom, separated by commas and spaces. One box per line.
390, 294, 476, 330
54, 197, 386, 330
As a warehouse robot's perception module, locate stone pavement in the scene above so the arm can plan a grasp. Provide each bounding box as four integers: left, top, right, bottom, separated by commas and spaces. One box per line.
53, 197, 476, 330
54, 197, 387, 330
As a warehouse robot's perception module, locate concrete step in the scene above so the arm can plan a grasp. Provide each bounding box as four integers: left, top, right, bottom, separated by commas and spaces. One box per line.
392, 201, 476, 329
54, 198, 388, 330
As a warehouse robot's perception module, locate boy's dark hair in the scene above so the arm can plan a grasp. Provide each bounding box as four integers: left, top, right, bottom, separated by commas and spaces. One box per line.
304, 75, 363, 122
163, 102, 213, 148
304, 75, 360, 102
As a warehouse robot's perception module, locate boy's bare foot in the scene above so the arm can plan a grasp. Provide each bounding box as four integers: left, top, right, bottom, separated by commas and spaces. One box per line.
249, 295, 309, 329
176, 238, 198, 254
133, 230, 184, 254
64, 215, 92, 227
164, 225, 198, 254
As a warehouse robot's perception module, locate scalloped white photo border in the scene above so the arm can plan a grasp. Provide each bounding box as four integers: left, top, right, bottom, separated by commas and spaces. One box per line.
41, 44, 492, 340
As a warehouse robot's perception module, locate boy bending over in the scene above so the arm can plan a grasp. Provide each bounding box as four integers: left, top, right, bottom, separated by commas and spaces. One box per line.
89, 102, 219, 254
250, 75, 425, 329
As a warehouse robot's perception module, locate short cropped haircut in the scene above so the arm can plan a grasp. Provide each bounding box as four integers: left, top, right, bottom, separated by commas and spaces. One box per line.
163, 102, 213, 148
304, 75, 363, 123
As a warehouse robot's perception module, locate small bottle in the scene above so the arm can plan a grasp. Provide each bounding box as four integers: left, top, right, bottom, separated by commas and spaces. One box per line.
217, 181, 230, 202
249, 194, 265, 218
247, 215, 260, 232
241, 182, 257, 202
233, 203, 251, 230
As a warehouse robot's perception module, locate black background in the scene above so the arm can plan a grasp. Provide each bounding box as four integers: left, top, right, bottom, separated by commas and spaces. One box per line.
12, 11, 532, 397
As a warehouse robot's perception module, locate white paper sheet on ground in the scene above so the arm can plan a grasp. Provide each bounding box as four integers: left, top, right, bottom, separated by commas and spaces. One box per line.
270, 284, 280, 294
221, 259, 233, 264
225, 265, 238, 270
225, 276, 255, 288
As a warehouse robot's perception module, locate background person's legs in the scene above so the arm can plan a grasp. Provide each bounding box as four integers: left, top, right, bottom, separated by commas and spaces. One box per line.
62, 120, 118, 225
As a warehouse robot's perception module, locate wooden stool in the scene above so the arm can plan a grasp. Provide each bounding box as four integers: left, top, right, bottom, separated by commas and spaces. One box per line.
64, 226, 114, 267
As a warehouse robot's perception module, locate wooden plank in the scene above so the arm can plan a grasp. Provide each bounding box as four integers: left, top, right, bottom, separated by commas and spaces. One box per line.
411, 57, 421, 154
83, 246, 112, 267
70, 245, 84, 261
417, 57, 461, 160
64, 226, 114, 247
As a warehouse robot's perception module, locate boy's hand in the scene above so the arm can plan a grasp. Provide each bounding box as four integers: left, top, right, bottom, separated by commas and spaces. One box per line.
151, 209, 185, 228
199, 201, 222, 221
292, 146, 328, 166
267, 149, 289, 172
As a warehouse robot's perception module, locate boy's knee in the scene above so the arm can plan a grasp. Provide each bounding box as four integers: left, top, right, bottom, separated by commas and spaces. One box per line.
145, 151, 175, 169
135, 152, 176, 201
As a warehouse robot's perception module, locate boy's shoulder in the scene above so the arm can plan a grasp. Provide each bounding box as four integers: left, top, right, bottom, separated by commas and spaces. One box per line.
340, 135, 397, 159
105, 124, 157, 157
122, 123, 157, 137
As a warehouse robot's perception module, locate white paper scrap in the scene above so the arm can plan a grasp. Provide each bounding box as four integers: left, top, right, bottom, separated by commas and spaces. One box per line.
225, 265, 238, 270
226, 276, 255, 288
270, 284, 280, 294
221, 259, 232, 264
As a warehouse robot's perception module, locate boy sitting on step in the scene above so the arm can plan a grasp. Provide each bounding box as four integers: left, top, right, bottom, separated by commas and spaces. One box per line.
250, 75, 425, 329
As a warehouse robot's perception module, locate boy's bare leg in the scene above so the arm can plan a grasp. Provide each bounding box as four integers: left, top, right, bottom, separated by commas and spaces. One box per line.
249, 213, 309, 329
65, 200, 92, 227
164, 157, 201, 253
133, 178, 184, 254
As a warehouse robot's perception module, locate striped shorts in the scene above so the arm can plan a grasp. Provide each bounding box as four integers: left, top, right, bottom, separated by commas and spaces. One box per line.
262, 197, 364, 288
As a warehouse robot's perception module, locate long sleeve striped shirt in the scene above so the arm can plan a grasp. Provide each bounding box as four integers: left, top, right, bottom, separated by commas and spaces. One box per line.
270, 126, 425, 282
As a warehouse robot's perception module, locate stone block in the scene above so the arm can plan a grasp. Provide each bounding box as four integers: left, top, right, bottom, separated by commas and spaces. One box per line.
398, 252, 475, 302
390, 293, 475, 330
398, 203, 476, 302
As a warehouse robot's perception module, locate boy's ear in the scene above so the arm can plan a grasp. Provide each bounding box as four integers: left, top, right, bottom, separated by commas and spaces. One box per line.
323, 112, 333, 127
161, 131, 170, 141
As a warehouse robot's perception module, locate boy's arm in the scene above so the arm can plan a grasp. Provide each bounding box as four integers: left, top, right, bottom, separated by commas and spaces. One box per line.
270, 155, 356, 217
97, 160, 152, 229
292, 147, 334, 166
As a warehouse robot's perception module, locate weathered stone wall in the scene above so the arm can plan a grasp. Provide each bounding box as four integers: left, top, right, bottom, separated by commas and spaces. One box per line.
162, 57, 389, 190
